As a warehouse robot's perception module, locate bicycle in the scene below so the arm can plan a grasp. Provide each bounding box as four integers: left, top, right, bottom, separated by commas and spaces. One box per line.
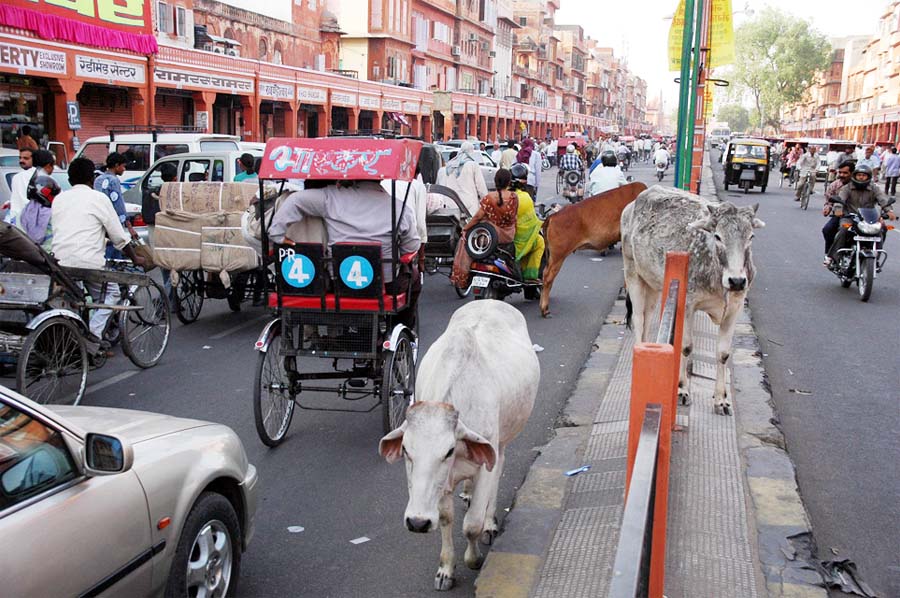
798, 172, 813, 210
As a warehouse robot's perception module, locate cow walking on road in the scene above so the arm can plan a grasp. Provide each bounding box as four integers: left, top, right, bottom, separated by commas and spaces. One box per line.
540, 181, 647, 317
621, 186, 765, 414
379, 300, 539, 591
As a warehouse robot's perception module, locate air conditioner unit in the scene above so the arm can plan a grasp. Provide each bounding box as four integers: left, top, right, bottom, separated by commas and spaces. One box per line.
225, 48, 239, 57
481, 42, 490, 51
489, 50, 497, 58
452, 46, 461, 56
468, 33, 478, 41
213, 46, 224, 54
202, 43, 213, 52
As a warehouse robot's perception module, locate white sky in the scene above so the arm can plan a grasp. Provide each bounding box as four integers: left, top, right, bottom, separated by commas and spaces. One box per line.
555, 0, 888, 113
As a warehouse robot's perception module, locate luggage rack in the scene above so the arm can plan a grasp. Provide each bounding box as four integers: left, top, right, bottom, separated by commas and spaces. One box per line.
106, 125, 210, 141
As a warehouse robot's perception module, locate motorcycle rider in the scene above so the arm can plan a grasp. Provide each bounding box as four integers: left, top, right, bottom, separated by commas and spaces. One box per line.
794, 145, 818, 201
588, 150, 628, 196
821, 162, 853, 265
509, 163, 545, 295
559, 143, 584, 175
653, 144, 670, 171
825, 163, 896, 266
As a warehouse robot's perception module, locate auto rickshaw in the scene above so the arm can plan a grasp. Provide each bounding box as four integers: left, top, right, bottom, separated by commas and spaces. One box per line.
723, 138, 771, 193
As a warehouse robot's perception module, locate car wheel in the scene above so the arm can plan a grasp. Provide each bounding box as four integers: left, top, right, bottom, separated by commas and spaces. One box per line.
166, 492, 241, 598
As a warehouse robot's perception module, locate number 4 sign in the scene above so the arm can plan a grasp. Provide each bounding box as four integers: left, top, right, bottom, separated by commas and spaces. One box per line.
281, 254, 315, 288
339, 256, 373, 289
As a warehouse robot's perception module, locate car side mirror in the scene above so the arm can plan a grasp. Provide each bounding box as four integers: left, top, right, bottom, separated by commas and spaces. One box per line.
83, 433, 133, 476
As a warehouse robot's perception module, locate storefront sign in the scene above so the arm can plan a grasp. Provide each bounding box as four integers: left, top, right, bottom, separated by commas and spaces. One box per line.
403, 101, 419, 114
330, 92, 357, 107
8, 0, 151, 32
466, 103, 477, 115
481, 105, 497, 117
259, 81, 294, 101
154, 68, 253, 93
382, 98, 402, 111
0, 42, 66, 75
359, 95, 380, 110
297, 87, 328, 104
452, 101, 465, 113
66, 102, 81, 130
76, 55, 144, 84
421, 104, 431, 115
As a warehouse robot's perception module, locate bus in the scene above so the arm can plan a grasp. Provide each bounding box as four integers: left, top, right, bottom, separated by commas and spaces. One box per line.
709, 123, 731, 148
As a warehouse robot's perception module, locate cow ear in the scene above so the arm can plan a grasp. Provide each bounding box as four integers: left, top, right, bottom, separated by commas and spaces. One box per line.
751, 217, 766, 229
741, 203, 766, 229
688, 215, 715, 233
457, 422, 497, 472
378, 422, 407, 464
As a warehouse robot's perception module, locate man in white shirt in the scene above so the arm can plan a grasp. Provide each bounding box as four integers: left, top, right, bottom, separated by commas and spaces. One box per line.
52, 158, 144, 339
588, 150, 628, 196
490, 141, 503, 166
653, 145, 671, 168
8, 147, 35, 224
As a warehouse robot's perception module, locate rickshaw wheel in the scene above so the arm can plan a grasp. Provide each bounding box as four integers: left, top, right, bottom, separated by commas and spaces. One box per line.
17, 318, 89, 406
121, 279, 171, 369
254, 328, 295, 447
175, 270, 204, 325
381, 330, 416, 434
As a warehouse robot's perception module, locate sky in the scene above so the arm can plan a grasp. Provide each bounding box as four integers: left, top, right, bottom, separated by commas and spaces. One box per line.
554, 0, 888, 113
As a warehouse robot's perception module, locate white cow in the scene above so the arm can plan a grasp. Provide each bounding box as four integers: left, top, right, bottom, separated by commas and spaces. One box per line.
621, 186, 764, 415
379, 300, 539, 591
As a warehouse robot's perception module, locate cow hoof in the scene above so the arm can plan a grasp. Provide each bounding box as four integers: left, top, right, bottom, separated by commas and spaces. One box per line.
678, 389, 692, 406
714, 401, 733, 416
465, 552, 485, 570
458, 491, 472, 510
481, 518, 499, 545
434, 571, 455, 591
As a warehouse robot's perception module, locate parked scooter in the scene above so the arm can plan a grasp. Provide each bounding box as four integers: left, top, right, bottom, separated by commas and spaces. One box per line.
826, 197, 895, 302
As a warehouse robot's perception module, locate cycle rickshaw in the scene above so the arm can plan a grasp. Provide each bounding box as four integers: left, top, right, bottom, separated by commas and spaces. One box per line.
252, 138, 419, 447
0, 223, 170, 406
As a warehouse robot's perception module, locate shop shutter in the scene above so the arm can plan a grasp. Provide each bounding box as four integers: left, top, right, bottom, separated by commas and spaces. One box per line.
76, 86, 137, 142
155, 94, 192, 128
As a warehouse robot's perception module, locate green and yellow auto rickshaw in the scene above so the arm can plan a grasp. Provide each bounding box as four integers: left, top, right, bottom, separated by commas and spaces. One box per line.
723, 138, 771, 193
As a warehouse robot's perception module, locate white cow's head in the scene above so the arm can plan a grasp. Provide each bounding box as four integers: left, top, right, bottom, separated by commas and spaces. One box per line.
689, 202, 765, 292
379, 402, 496, 534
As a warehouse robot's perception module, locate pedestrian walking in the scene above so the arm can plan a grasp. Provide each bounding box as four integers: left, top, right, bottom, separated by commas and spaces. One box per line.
882, 147, 900, 197
16, 125, 38, 151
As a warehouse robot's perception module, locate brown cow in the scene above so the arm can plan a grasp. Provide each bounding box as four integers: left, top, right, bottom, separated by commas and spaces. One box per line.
539, 181, 647, 317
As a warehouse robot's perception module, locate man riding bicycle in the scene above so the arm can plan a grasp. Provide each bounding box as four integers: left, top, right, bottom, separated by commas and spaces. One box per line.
794, 145, 818, 203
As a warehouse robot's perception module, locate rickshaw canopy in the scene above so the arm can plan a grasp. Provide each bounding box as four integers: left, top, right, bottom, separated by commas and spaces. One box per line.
257, 138, 423, 182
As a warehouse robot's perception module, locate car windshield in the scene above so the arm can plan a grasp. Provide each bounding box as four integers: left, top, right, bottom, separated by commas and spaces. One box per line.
0, 155, 18, 167
733, 145, 766, 159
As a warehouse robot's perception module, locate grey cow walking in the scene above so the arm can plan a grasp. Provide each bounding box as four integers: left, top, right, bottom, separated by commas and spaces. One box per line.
620, 186, 765, 414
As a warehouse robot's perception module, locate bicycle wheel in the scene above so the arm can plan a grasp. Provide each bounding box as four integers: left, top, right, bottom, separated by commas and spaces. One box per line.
17, 318, 88, 406
254, 326, 294, 447
175, 270, 204, 324
381, 330, 416, 434
121, 279, 171, 368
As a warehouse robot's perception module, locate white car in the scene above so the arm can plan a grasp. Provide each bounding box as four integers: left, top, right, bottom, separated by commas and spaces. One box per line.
0, 384, 258, 597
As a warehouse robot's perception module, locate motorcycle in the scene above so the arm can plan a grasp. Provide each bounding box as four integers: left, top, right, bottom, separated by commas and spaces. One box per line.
464, 222, 543, 302
656, 160, 667, 181
541, 156, 551, 171
560, 169, 584, 204
827, 198, 895, 302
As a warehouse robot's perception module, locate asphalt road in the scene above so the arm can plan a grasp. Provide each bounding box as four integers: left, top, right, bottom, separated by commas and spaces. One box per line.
710, 150, 900, 597
39, 162, 661, 597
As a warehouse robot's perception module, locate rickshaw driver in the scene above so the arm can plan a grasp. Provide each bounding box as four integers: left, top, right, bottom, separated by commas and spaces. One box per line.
51, 158, 146, 341
268, 179, 422, 328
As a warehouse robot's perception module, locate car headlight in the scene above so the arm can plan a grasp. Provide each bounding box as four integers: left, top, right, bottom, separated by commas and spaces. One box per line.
757, 165, 765, 171
732, 164, 741, 170
857, 220, 883, 235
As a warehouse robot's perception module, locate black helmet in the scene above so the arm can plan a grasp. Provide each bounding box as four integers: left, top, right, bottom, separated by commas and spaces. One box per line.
27, 175, 61, 207
601, 150, 618, 167
851, 164, 873, 190
510, 162, 529, 182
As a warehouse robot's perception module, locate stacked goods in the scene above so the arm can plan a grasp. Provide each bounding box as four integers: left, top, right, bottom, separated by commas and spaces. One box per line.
152, 183, 259, 286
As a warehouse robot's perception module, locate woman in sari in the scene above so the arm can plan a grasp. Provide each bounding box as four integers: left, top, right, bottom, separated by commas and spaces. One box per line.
508, 163, 545, 287
450, 169, 518, 288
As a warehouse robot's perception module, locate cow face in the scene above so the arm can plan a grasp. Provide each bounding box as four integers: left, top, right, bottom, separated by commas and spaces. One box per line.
689, 202, 765, 292
379, 402, 496, 534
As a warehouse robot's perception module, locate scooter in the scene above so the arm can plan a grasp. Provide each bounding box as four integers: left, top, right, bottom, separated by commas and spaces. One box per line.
561, 169, 584, 204
464, 222, 543, 302
826, 197, 895, 302
656, 161, 667, 181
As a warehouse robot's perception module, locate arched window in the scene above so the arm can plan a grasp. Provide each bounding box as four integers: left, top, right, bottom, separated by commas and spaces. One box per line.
259, 37, 269, 61
273, 41, 284, 65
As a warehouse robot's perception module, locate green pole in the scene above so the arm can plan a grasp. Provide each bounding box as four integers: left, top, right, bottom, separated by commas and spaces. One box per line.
674, 0, 696, 189
681, 0, 705, 190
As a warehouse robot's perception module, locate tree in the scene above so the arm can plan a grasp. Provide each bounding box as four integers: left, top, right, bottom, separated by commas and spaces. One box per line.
732, 8, 830, 132
716, 104, 750, 133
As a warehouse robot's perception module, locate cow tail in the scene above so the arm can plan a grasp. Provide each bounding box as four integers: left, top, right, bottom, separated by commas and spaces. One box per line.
624, 291, 633, 330
541, 215, 552, 264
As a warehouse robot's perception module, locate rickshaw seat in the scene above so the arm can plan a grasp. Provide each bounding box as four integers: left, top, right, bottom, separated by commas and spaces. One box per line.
268, 292, 408, 312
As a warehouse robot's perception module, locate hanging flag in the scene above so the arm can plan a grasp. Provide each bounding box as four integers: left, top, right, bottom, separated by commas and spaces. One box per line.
709, 0, 735, 67
668, 0, 687, 72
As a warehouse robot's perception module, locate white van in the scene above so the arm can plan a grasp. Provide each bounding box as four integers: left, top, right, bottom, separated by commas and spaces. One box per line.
74, 132, 241, 190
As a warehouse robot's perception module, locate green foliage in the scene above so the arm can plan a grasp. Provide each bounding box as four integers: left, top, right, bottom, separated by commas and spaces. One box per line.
717, 104, 750, 133
732, 8, 831, 132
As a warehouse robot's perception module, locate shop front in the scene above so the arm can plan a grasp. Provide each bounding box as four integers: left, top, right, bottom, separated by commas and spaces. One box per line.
297, 85, 328, 138
259, 80, 296, 140
330, 90, 358, 134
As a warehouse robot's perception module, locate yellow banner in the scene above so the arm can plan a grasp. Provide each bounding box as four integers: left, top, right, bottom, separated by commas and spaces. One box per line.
668, 0, 687, 72
668, 0, 734, 71
710, 0, 734, 68
704, 84, 714, 116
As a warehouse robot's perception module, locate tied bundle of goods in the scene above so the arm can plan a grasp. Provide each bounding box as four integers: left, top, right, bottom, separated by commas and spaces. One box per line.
152, 183, 259, 287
